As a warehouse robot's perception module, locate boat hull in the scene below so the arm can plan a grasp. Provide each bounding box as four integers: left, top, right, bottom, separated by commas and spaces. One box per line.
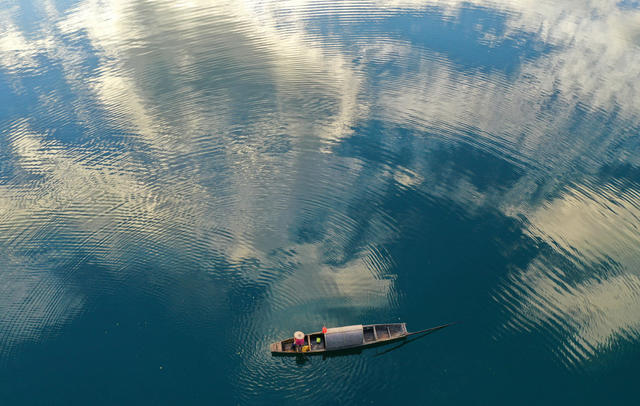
270, 323, 408, 356
270, 334, 408, 356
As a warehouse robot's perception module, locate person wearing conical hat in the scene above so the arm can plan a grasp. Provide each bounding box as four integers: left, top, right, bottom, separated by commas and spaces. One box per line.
293, 331, 305, 352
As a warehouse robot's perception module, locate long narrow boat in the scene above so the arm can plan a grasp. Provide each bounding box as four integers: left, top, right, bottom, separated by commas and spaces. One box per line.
270, 322, 452, 355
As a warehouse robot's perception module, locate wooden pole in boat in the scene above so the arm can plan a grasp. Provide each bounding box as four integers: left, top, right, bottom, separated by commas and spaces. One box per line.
405, 322, 456, 337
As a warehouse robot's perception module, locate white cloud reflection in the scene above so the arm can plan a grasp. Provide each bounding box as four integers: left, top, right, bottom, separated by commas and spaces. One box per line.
0, 24, 40, 72
0, 0, 388, 351
1, 0, 639, 367
327, 0, 640, 366
495, 181, 640, 366
496, 261, 640, 367
0, 256, 85, 355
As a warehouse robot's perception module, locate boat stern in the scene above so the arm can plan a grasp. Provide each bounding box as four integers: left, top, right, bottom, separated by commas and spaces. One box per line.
269, 342, 281, 352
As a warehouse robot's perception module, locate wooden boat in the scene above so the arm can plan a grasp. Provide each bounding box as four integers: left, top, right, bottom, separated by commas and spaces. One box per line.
270, 322, 452, 355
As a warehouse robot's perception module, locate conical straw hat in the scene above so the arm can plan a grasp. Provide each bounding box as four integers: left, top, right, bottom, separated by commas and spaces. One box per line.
294, 331, 304, 340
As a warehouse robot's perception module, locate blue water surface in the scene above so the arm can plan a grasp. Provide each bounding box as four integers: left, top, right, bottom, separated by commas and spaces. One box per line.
1, 0, 640, 404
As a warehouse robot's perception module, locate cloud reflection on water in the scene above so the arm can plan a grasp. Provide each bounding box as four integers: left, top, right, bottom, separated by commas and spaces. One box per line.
496, 180, 640, 367
1, 0, 639, 378
0, 0, 391, 357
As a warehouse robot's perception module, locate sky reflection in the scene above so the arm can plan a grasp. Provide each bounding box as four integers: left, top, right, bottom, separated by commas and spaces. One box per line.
1, 0, 640, 396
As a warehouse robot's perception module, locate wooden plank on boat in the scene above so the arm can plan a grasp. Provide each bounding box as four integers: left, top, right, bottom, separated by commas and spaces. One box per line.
269, 322, 454, 355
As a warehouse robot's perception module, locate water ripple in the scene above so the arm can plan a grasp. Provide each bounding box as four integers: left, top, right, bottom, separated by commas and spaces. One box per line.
2, 0, 640, 402
495, 179, 640, 367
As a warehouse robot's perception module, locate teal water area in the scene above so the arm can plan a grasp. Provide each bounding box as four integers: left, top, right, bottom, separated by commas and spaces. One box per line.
1, 0, 640, 404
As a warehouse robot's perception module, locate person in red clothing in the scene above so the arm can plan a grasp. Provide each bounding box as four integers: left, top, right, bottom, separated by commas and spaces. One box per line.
293, 331, 305, 352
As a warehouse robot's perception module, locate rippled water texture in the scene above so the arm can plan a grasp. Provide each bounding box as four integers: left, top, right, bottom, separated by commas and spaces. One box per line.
2, 0, 640, 404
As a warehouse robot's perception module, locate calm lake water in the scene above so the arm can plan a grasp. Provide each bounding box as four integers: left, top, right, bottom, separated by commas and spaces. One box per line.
2, 0, 640, 404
